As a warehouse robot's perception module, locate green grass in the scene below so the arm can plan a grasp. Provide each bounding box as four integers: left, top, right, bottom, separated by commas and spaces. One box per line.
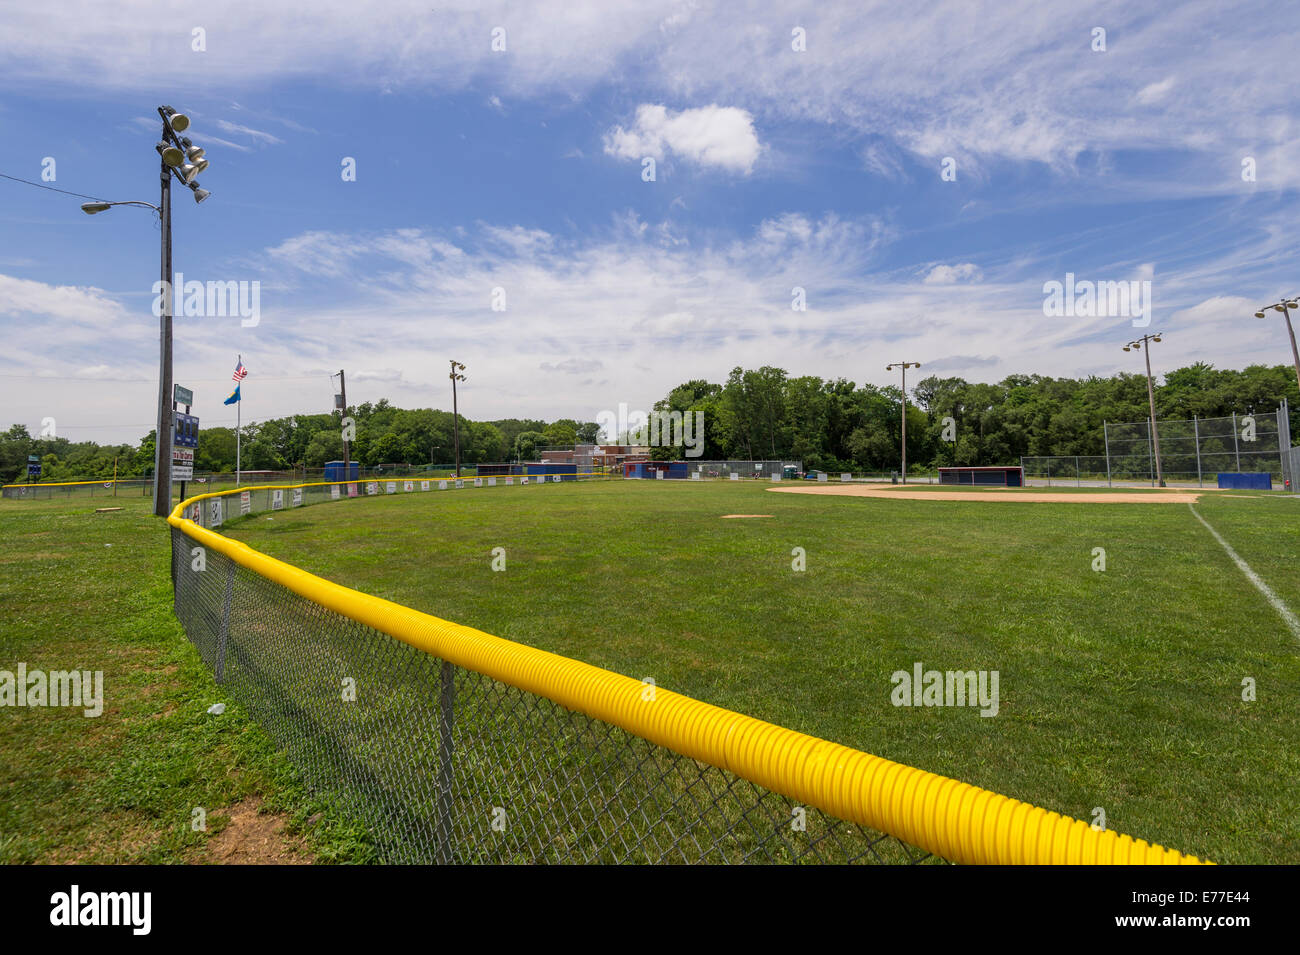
217, 479, 1300, 864
0, 494, 374, 863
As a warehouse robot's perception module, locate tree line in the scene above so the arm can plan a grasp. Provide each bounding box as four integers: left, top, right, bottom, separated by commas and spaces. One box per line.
3, 362, 1296, 483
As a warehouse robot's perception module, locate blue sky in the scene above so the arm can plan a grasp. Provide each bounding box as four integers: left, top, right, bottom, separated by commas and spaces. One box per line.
1, 0, 1297, 445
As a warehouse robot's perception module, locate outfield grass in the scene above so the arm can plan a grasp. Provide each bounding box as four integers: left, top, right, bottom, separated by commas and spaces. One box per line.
0, 494, 373, 863
218, 479, 1300, 864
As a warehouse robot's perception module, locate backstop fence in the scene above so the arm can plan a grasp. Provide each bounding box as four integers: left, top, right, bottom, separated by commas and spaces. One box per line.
1022, 406, 1290, 487
166, 478, 1206, 864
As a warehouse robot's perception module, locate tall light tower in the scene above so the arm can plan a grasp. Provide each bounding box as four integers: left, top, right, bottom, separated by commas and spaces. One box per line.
82, 104, 210, 516
1124, 333, 1166, 487
449, 360, 467, 478
1253, 298, 1300, 394
886, 361, 922, 484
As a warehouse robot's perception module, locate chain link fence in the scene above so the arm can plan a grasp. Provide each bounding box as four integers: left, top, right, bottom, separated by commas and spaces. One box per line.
1023, 408, 1287, 487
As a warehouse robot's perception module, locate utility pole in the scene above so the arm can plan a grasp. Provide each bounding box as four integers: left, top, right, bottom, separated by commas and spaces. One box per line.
153, 150, 173, 516
886, 361, 922, 484
450, 360, 466, 478
1124, 333, 1166, 487
338, 368, 351, 482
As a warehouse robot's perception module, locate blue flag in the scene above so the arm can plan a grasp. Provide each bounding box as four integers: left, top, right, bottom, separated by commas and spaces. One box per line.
224, 384, 241, 405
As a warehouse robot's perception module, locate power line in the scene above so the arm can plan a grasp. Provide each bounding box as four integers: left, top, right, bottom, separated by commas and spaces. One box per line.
0, 171, 108, 203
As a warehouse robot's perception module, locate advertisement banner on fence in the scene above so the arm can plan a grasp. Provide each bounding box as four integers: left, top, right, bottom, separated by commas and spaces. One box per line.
455, 479, 465, 489
240, 490, 251, 515
488, 477, 496, 486
347, 483, 358, 498
521, 476, 529, 485
404, 481, 413, 492
366, 482, 378, 495
330, 484, 340, 500
730, 473, 739, 481
438, 480, 447, 490
474, 477, 483, 487
189, 503, 202, 523
506, 476, 514, 485
553, 474, 562, 483
210, 498, 223, 527
386, 482, 397, 494
272, 490, 284, 510
421, 481, 430, 491
292, 488, 303, 506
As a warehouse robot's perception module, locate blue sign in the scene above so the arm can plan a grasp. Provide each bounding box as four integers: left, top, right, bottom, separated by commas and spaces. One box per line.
174, 412, 199, 449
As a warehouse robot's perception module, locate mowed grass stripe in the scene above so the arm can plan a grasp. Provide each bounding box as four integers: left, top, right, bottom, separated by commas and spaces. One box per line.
225, 480, 1300, 864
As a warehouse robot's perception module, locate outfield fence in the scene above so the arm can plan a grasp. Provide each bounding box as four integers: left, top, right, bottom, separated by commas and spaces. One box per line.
167, 477, 1207, 864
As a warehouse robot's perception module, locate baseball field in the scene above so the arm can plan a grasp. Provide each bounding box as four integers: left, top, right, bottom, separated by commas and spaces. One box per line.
2, 478, 1297, 863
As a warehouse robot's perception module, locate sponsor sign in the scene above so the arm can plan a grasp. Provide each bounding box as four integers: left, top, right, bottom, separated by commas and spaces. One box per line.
404, 481, 413, 492
420, 481, 430, 491
209, 498, 223, 527
292, 488, 303, 505
272, 489, 284, 510
330, 484, 340, 500
240, 491, 251, 515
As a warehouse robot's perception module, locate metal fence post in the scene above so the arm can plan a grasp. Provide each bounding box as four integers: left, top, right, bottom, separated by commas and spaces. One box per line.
435, 659, 456, 863
1193, 415, 1202, 487
1232, 412, 1240, 471
1103, 421, 1111, 487
215, 559, 236, 684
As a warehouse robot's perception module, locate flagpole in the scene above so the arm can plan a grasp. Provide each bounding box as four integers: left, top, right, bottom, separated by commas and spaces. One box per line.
236, 353, 242, 487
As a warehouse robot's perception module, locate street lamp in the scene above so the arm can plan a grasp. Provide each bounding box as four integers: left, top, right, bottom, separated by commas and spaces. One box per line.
83, 105, 211, 516
1123, 333, 1166, 487
1253, 298, 1300, 395
886, 361, 922, 484
450, 361, 467, 478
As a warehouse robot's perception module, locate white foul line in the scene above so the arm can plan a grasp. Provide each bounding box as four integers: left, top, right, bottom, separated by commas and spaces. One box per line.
1189, 504, 1300, 642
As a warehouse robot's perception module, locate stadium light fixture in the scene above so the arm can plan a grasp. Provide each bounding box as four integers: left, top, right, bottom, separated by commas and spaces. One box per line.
450, 360, 467, 479
1124, 333, 1167, 487
181, 138, 205, 162
161, 106, 189, 133
156, 142, 184, 167
1252, 298, 1300, 395
886, 361, 922, 484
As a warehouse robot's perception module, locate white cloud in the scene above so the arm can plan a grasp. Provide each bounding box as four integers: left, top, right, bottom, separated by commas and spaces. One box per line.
604, 104, 762, 174
923, 263, 983, 285
213, 120, 284, 145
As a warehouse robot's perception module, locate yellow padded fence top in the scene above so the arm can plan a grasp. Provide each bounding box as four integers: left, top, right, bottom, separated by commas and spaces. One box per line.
170, 482, 1210, 865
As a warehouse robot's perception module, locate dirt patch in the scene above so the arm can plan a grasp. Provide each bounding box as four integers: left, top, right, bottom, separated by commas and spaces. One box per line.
208, 797, 309, 864
768, 485, 1204, 504
720, 514, 773, 519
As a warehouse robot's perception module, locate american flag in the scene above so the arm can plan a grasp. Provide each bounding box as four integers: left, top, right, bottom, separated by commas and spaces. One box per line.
232, 360, 247, 382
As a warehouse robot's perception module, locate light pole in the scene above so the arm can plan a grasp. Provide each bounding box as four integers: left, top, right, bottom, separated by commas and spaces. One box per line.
1253, 298, 1300, 395
449, 360, 466, 478
82, 105, 210, 517
886, 361, 921, 484
1124, 333, 1166, 487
